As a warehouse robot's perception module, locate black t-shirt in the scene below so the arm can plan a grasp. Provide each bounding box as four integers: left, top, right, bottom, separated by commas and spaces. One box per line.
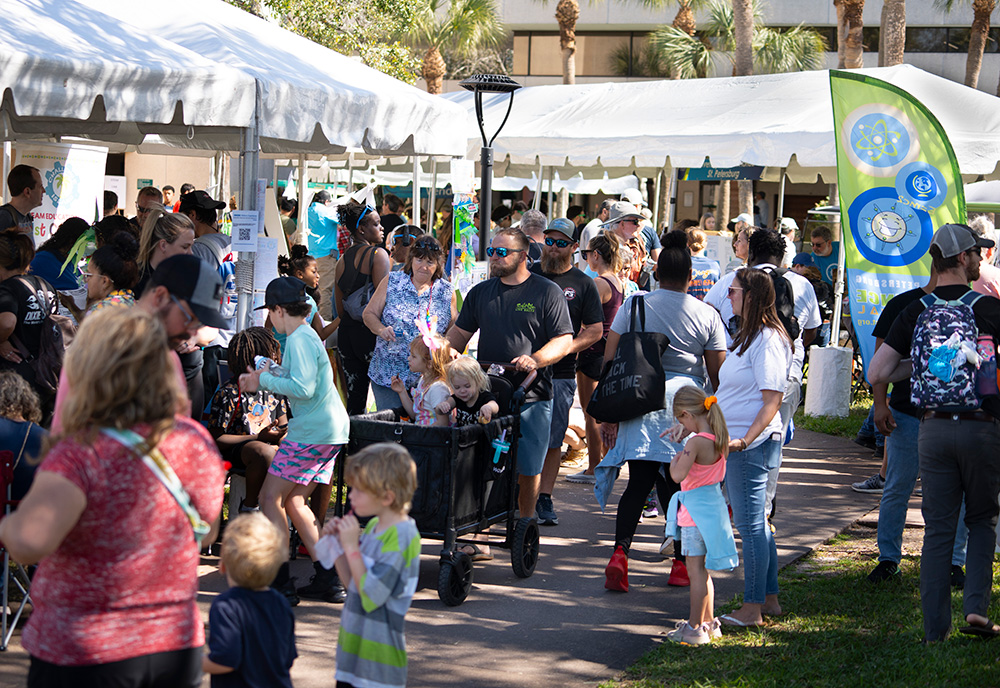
0, 275, 56, 356
883, 284, 1000, 419
528, 241, 543, 264
453, 389, 498, 426
207, 586, 297, 688
0, 204, 33, 234
381, 213, 405, 248
455, 273, 573, 403
872, 287, 927, 418
530, 264, 603, 379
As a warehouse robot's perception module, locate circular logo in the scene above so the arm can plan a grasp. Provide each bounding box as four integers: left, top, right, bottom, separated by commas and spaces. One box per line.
563, 287, 577, 301
841, 104, 920, 177
847, 187, 933, 267
894, 161, 948, 209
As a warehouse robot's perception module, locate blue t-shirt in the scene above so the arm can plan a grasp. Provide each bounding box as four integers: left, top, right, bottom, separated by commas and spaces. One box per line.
688, 255, 721, 301
813, 242, 839, 285
0, 417, 45, 500
208, 586, 296, 688
29, 250, 80, 290
307, 204, 340, 258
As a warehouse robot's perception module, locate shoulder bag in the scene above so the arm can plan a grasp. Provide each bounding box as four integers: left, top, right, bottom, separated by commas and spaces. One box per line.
343, 246, 377, 320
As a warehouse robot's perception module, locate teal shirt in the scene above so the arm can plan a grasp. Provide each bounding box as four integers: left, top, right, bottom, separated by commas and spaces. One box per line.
260, 324, 348, 445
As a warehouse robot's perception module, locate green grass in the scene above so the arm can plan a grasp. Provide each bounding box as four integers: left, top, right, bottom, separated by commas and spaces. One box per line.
793, 388, 872, 439
602, 525, 1000, 688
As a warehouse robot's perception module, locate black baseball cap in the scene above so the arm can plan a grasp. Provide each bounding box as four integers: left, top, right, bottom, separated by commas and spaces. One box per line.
178, 190, 226, 213
254, 276, 308, 310
150, 255, 229, 328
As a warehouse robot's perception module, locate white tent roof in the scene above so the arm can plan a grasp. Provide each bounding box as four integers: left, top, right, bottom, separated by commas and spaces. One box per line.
442, 65, 1000, 182
89, 0, 470, 157
0, 0, 256, 140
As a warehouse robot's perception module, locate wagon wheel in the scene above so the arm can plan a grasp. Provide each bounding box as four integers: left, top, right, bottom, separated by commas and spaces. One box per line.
438, 552, 474, 606
511, 517, 539, 578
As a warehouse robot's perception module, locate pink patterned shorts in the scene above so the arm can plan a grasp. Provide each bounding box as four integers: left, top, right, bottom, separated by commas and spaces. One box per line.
269, 441, 343, 485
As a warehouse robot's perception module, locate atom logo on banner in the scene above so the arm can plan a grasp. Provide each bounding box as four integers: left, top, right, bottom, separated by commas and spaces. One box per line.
841, 104, 921, 177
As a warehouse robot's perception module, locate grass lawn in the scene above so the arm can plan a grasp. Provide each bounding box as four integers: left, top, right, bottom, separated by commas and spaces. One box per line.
793, 388, 872, 440
602, 524, 1000, 688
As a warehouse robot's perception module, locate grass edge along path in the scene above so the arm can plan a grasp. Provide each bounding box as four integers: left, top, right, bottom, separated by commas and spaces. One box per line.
600, 523, 1000, 688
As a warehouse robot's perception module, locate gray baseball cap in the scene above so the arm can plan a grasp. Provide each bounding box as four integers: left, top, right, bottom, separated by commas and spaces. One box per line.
931, 223, 994, 258
600, 201, 644, 228
150, 254, 228, 328
544, 217, 578, 241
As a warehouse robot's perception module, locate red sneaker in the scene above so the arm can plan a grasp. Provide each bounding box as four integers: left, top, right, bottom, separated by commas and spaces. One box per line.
605, 546, 629, 592
668, 558, 690, 587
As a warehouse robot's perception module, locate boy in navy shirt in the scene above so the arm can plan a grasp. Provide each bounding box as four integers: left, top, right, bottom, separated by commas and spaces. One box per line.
203, 513, 297, 688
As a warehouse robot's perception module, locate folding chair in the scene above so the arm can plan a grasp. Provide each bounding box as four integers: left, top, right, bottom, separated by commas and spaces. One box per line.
1, 449, 32, 650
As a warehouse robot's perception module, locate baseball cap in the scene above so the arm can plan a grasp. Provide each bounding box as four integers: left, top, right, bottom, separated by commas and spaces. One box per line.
150, 255, 229, 328
254, 276, 309, 310
544, 217, 577, 241
779, 217, 798, 232
601, 201, 645, 227
178, 190, 227, 213
792, 252, 814, 267
731, 212, 754, 226
931, 223, 995, 258
620, 188, 647, 207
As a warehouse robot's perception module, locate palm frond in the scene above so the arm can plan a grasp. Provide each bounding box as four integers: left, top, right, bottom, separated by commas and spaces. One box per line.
446, 0, 507, 54
649, 24, 714, 78
752, 24, 827, 73
608, 43, 636, 76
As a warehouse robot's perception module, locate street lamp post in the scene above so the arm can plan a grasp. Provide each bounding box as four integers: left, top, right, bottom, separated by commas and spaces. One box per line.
459, 74, 521, 260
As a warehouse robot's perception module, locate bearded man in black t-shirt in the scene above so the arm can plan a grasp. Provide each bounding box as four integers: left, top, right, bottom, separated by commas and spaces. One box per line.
447, 228, 573, 519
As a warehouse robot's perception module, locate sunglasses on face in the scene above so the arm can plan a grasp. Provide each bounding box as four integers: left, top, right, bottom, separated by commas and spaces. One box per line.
727, 286, 744, 297
580, 249, 594, 258
544, 237, 574, 248
486, 247, 526, 258
810, 241, 826, 248
620, 218, 640, 226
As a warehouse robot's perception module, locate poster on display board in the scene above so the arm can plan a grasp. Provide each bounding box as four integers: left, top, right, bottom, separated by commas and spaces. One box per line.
830, 70, 961, 369
14, 142, 108, 245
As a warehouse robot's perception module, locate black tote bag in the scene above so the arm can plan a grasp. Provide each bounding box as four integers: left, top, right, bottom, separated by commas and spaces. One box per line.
586, 295, 670, 424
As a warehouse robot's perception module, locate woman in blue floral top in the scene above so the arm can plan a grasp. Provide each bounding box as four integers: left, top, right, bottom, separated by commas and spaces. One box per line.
362, 235, 456, 411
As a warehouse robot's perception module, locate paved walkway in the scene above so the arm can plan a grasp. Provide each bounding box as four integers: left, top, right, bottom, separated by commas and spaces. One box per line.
1, 430, 891, 688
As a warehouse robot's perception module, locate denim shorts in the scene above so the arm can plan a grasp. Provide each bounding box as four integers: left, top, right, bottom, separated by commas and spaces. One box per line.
681, 525, 707, 557
517, 400, 553, 477
548, 378, 577, 449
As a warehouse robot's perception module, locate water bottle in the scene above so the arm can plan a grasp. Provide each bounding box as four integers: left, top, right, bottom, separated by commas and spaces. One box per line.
976, 335, 999, 397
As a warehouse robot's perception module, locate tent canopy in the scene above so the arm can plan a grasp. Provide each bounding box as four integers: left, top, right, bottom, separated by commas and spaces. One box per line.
91, 0, 470, 157
442, 65, 1000, 182
0, 0, 256, 141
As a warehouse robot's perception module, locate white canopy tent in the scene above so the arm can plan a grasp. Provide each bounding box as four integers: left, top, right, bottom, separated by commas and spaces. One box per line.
441, 65, 1000, 184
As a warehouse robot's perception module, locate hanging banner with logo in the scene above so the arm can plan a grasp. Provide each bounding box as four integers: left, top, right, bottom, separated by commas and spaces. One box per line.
14, 142, 108, 245
830, 70, 965, 369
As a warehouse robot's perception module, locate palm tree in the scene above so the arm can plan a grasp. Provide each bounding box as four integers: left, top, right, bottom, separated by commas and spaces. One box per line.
880, 0, 906, 66
732, 0, 753, 75
414, 0, 506, 94
649, 0, 827, 78
834, 0, 865, 68
936, 0, 997, 89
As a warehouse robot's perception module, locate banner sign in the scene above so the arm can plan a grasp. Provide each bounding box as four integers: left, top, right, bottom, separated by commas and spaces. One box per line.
14, 142, 108, 245
680, 158, 763, 181
830, 70, 965, 368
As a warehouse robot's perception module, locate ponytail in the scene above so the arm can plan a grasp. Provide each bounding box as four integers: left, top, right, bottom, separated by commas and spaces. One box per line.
672, 385, 730, 458
705, 402, 730, 458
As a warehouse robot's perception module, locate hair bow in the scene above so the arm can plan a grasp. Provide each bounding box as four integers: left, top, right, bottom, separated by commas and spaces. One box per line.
415, 308, 440, 351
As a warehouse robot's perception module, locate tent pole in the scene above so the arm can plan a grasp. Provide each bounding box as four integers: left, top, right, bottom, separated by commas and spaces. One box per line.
294, 155, 307, 247
429, 160, 438, 232
776, 168, 786, 224
412, 155, 421, 227
2, 142, 10, 203
533, 162, 543, 210
236, 84, 262, 333
652, 171, 662, 231
546, 167, 554, 217
665, 164, 677, 232
830, 231, 847, 348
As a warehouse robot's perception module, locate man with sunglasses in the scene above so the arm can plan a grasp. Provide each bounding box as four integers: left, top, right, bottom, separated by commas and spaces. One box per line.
869, 224, 1000, 643
809, 225, 839, 286
50, 255, 227, 433
129, 186, 163, 235
529, 219, 604, 526
447, 228, 573, 520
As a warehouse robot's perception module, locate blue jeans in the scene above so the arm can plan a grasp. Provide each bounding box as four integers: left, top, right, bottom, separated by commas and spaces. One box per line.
726, 438, 781, 605
371, 382, 401, 412
859, 406, 886, 448
878, 410, 968, 565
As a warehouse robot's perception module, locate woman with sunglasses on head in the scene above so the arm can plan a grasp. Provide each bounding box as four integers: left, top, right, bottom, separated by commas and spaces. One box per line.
363, 234, 457, 411
708, 267, 791, 627
334, 202, 391, 415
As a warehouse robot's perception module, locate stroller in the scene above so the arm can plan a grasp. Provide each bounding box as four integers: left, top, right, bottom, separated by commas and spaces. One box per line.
342, 367, 539, 606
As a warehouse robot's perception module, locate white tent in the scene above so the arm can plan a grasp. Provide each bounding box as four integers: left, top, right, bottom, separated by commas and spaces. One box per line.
89, 0, 470, 157
0, 0, 256, 141
442, 65, 1000, 183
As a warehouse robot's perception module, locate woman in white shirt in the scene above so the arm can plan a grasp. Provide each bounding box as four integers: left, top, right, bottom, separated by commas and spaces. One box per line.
715, 267, 792, 628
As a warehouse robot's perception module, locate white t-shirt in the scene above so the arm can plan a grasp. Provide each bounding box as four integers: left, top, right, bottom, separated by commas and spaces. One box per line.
703, 262, 820, 381
610, 289, 726, 382
781, 236, 796, 268
716, 327, 791, 449
577, 218, 604, 270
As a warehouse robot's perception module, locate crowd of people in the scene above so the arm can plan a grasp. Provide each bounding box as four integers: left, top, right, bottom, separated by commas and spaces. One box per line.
0, 160, 998, 688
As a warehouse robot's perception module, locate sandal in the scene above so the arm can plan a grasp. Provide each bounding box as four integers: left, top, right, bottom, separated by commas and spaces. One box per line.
960, 618, 1000, 638
459, 544, 493, 562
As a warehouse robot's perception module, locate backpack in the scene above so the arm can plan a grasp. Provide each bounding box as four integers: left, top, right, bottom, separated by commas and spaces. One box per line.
910, 291, 983, 412
729, 267, 801, 341
199, 237, 237, 322
11, 276, 75, 396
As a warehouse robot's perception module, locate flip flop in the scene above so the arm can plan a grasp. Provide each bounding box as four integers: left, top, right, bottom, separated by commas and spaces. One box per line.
458, 544, 494, 562
960, 620, 1000, 638
719, 613, 760, 628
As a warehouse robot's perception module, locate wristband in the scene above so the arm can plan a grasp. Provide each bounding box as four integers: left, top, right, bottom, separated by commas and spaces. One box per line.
739, 438, 748, 451
348, 550, 362, 559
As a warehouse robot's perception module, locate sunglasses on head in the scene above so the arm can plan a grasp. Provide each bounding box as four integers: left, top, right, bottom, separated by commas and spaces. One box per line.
413, 238, 441, 252
486, 247, 526, 258
544, 237, 574, 248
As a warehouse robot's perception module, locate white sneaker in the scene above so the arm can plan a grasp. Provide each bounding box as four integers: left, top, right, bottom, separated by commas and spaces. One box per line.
566, 470, 596, 484
708, 617, 723, 640
667, 620, 710, 646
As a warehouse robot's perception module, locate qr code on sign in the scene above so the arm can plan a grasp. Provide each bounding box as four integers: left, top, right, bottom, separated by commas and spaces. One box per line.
238, 224, 252, 242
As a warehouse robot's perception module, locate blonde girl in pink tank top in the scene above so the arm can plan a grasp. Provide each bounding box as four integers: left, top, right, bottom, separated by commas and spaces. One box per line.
665, 385, 730, 646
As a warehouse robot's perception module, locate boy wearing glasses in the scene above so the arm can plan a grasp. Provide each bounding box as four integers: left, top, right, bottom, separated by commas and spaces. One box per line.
530, 219, 604, 526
